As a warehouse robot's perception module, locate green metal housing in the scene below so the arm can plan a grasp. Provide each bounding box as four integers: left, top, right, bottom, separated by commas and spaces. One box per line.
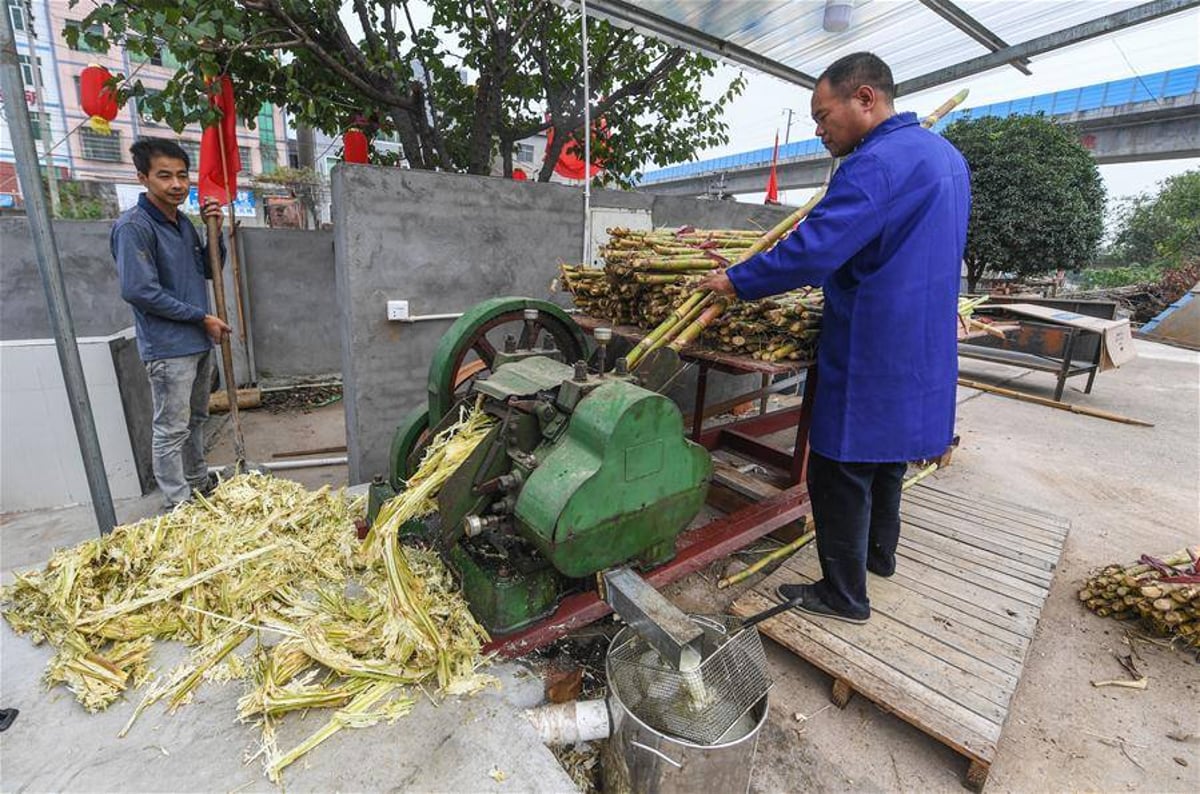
514, 381, 712, 577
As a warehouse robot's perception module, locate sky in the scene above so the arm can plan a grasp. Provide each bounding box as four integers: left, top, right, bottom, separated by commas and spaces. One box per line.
688, 6, 1200, 206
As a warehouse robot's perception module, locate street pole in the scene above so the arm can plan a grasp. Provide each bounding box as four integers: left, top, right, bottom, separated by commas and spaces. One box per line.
21, 0, 59, 216
1, 10, 117, 535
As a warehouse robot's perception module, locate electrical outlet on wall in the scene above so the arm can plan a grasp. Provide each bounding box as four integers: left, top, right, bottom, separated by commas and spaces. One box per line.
386, 300, 410, 321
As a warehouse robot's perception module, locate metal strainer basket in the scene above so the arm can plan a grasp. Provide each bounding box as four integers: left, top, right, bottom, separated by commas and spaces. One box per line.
606, 614, 772, 745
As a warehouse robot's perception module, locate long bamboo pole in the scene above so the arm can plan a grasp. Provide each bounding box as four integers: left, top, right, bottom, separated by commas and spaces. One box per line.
957, 378, 1154, 427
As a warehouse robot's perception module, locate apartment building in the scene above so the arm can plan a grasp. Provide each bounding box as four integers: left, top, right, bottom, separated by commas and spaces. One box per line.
1, 0, 285, 214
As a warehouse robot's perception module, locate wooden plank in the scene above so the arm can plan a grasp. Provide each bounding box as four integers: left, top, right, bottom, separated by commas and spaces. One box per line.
902, 499, 1066, 555
783, 555, 1026, 682
732, 590, 1000, 762
910, 491, 1071, 541
894, 540, 1048, 603
914, 486, 1071, 531
884, 562, 1041, 632
877, 568, 1037, 644
899, 522, 1055, 587
904, 494, 1068, 549
900, 512, 1061, 575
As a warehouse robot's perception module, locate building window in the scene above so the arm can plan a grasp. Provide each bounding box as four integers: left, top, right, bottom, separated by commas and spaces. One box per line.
238, 146, 251, 172
176, 138, 200, 167
261, 143, 278, 174
130, 38, 180, 69
80, 128, 123, 161
516, 143, 535, 163
65, 20, 105, 52
7, 0, 25, 33
17, 54, 43, 89
28, 111, 50, 141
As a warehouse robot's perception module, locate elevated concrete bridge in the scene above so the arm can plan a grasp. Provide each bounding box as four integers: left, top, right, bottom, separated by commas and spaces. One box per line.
640, 66, 1200, 197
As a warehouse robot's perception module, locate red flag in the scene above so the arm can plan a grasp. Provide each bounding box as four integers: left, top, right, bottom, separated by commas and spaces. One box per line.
199, 75, 241, 203
764, 131, 780, 205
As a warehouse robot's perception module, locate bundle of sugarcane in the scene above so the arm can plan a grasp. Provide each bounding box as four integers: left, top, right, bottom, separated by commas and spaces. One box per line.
1, 402, 498, 783
1078, 546, 1200, 649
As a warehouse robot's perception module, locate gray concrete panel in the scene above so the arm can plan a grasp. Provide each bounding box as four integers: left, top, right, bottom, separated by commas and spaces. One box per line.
333, 165, 585, 482
109, 333, 154, 494
0, 219, 128, 339
240, 227, 340, 379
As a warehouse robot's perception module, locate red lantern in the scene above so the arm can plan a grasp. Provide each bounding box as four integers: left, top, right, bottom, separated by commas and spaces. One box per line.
343, 128, 369, 164
80, 64, 119, 134
512, 168, 528, 181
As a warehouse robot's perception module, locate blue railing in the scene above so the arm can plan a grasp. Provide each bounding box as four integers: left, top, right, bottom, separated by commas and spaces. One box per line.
639, 65, 1200, 185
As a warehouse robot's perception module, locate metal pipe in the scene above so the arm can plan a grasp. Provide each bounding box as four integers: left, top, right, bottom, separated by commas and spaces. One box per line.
1, 10, 116, 535
580, 0, 592, 267
207, 456, 346, 475
21, 0, 58, 215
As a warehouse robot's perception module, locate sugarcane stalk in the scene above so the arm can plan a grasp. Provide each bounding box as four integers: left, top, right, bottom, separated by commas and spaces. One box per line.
658, 292, 716, 349
668, 300, 727, 351
718, 530, 815, 589
902, 463, 938, 490
625, 291, 705, 368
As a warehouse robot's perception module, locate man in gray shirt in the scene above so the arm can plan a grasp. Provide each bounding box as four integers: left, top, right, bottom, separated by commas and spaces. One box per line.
111, 138, 230, 507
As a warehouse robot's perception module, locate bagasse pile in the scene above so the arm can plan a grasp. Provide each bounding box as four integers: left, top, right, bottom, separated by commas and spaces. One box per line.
559, 226, 823, 362
1079, 546, 1200, 649
1, 404, 496, 783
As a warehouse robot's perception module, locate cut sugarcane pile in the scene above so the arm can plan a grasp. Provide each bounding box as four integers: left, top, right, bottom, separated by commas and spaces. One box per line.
1, 403, 496, 783
1079, 546, 1200, 649
559, 225, 824, 362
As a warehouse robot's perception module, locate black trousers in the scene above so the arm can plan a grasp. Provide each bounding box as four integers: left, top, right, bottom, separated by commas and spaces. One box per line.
806, 450, 906, 616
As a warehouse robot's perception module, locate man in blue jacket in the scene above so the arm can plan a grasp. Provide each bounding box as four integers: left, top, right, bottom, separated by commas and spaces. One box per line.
699, 53, 970, 623
112, 138, 230, 507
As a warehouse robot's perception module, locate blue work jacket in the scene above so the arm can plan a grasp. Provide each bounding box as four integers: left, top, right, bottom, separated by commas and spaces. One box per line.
111, 193, 221, 361
728, 112, 971, 463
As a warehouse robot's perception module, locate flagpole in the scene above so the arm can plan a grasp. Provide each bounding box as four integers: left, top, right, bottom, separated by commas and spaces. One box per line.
207, 79, 247, 466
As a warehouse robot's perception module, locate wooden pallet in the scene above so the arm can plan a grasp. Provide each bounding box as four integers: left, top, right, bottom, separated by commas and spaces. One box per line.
729, 483, 1069, 791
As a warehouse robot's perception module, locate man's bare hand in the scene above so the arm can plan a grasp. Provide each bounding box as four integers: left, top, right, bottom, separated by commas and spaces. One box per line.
696, 269, 736, 297
200, 198, 224, 229
202, 314, 231, 344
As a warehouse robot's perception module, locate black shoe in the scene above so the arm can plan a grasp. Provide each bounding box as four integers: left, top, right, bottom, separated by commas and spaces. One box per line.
193, 473, 219, 498
777, 583, 870, 625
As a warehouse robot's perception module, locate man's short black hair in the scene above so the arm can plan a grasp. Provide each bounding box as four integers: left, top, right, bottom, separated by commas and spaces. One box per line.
819, 52, 895, 102
130, 137, 190, 174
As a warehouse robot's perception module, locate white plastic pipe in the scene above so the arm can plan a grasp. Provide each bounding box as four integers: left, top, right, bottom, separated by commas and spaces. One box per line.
525, 699, 611, 745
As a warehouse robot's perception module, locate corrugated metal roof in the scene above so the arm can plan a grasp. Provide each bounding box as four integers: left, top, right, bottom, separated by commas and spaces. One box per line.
581, 1, 1150, 85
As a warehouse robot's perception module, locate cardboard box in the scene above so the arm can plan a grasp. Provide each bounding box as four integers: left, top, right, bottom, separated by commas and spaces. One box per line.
994, 303, 1136, 370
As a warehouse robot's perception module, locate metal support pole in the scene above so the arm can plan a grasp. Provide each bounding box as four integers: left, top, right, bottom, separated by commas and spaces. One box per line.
1, 11, 116, 534
580, 0, 592, 267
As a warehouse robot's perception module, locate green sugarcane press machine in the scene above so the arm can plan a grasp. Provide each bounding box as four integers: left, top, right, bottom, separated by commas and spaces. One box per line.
366, 297, 713, 635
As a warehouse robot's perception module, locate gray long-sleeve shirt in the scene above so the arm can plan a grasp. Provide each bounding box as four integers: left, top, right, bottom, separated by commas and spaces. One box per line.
111, 193, 222, 361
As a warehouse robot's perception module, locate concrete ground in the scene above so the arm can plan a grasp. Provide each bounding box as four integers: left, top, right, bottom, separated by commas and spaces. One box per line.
3, 339, 1197, 792
0, 400, 574, 793
667, 338, 1200, 793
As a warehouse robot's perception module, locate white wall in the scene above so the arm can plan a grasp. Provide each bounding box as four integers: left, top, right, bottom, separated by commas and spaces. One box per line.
0, 330, 142, 511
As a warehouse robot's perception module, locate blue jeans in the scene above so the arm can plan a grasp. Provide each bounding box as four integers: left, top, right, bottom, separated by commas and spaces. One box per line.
807, 451, 906, 616
146, 351, 213, 506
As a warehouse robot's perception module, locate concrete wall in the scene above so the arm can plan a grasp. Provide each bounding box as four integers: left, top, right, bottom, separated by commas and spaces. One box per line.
333, 165, 796, 482
1, 219, 128, 340
0, 219, 337, 381
239, 228, 340, 379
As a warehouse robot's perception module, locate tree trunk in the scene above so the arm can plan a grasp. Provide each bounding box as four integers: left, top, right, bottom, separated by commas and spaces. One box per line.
966, 257, 982, 294
392, 106, 427, 170
500, 136, 514, 178
538, 126, 569, 182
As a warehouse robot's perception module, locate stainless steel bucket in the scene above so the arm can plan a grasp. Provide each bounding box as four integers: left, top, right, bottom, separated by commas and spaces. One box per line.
602, 624, 769, 794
